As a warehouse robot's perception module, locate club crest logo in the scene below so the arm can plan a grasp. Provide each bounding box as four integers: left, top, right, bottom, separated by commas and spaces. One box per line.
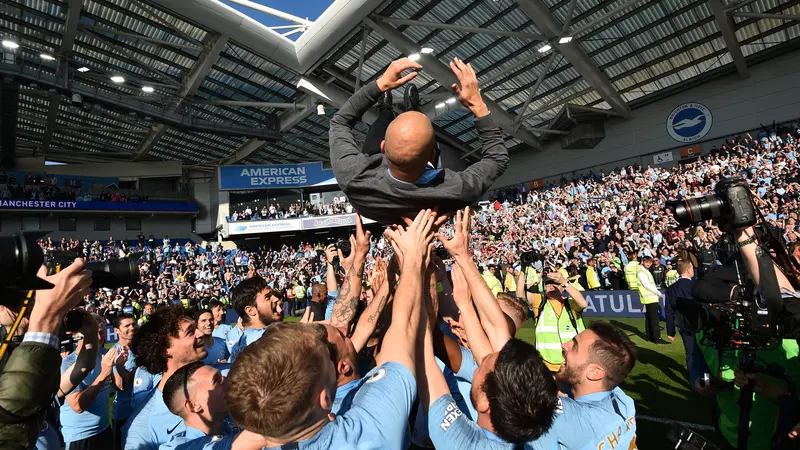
666, 103, 712, 143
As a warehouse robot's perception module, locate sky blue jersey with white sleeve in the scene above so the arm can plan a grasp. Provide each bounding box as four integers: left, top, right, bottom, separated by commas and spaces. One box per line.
212, 324, 232, 342
548, 388, 637, 450
112, 343, 138, 420
132, 366, 162, 410
228, 327, 265, 364
428, 394, 559, 450
202, 337, 231, 376
123, 389, 185, 450
59, 350, 111, 445
223, 325, 242, 354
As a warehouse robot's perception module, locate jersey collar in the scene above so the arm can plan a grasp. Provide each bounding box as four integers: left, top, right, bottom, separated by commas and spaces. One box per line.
481, 428, 505, 442
574, 389, 615, 403
335, 378, 361, 400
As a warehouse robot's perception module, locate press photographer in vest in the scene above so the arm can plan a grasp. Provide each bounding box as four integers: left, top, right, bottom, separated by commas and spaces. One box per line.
516, 265, 587, 373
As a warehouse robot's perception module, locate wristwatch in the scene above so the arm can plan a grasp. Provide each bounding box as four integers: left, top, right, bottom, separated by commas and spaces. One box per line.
736, 234, 757, 248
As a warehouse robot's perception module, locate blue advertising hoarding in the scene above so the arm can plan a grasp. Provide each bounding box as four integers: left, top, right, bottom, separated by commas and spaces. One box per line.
0, 200, 198, 213
580, 290, 664, 319
218, 162, 337, 190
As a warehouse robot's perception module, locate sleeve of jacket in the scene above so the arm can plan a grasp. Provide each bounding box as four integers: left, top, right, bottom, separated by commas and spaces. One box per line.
0, 342, 61, 449
458, 114, 509, 202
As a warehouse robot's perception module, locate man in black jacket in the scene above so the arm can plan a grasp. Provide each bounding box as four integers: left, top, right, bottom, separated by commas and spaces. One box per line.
329, 57, 509, 225
663, 259, 709, 390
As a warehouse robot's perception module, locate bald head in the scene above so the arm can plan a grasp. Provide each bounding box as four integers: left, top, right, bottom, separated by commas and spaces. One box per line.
383, 111, 435, 176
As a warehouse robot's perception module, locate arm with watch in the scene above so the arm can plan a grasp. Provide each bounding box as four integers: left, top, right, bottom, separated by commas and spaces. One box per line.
734, 227, 797, 293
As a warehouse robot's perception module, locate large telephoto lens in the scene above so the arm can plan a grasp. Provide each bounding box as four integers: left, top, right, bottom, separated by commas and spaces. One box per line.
86, 253, 141, 289
667, 195, 726, 226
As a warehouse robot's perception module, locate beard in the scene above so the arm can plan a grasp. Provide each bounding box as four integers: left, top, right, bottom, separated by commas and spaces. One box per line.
555, 360, 586, 387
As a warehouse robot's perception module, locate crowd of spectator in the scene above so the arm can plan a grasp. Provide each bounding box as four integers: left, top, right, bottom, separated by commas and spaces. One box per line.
0, 171, 150, 203
228, 196, 354, 222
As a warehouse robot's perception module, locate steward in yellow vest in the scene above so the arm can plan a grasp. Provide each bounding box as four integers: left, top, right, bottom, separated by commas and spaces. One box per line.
526, 271, 588, 372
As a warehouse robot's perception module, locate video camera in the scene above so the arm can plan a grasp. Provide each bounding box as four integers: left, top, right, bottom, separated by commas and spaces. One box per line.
668, 177, 800, 450
667, 177, 800, 352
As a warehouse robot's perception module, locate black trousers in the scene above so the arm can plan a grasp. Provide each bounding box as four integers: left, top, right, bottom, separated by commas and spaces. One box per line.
113, 418, 127, 450
361, 108, 441, 166
644, 303, 660, 342
362, 108, 394, 156
67, 426, 113, 450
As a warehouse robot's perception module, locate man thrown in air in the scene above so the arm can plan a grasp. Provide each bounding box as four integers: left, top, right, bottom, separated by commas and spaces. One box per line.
329, 57, 509, 225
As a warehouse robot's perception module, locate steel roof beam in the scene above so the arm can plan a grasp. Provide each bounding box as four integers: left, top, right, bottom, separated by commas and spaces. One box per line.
709, 0, 749, 78
363, 16, 543, 151
514, 52, 558, 132
132, 34, 229, 161
372, 16, 545, 41
43, 0, 80, 156
223, 96, 317, 164
732, 12, 800, 21
514, 0, 631, 119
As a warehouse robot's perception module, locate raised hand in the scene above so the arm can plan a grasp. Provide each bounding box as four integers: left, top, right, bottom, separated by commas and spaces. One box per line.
384, 209, 438, 270
449, 57, 489, 117
324, 244, 337, 265
438, 207, 472, 261
377, 58, 422, 92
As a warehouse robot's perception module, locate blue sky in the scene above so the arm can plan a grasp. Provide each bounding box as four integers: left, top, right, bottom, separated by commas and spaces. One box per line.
221, 0, 334, 39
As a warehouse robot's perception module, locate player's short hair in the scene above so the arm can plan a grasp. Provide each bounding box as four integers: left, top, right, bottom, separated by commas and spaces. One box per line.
587, 321, 637, 389
209, 299, 225, 310
195, 309, 212, 321
483, 338, 558, 443
113, 313, 136, 330
226, 322, 334, 438
131, 306, 191, 375
163, 361, 205, 418
230, 276, 271, 325
496, 293, 527, 334
676, 259, 693, 274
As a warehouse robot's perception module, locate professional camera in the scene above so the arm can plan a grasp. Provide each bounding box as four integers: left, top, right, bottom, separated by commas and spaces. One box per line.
666, 177, 756, 231
520, 249, 543, 267
0, 231, 142, 297
668, 179, 800, 450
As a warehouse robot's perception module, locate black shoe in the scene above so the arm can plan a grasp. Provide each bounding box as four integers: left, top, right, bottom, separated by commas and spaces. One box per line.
404, 84, 420, 112
654, 339, 670, 344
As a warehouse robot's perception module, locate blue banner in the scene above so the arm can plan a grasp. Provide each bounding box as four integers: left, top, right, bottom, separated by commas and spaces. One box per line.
0, 199, 198, 212
580, 290, 664, 318
218, 162, 336, 190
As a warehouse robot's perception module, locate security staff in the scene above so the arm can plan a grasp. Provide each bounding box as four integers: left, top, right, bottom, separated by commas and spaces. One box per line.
481, 265, 502, 297
585, 258, 601, 290
503, 266, 517, 293
623, 259, 640, 291
664, 261, 679, 287
637, 256, 664, 343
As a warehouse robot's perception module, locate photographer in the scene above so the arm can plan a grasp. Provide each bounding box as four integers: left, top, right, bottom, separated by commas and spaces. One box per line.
0, 259, 93, 449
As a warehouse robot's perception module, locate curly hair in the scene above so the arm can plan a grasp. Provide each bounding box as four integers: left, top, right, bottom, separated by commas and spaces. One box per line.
130, 305, 190, 375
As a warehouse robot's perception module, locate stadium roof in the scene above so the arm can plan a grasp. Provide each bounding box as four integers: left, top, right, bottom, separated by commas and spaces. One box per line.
3, 0, 800, 168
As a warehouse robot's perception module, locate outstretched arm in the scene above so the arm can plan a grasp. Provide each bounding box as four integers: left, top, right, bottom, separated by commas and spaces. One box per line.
377, 210, 437, 374
350, 258, 391, 353
328, 215, 372, 331
329, 58, 421, 187
440, 208, 511, 352
448, 58, 509, 200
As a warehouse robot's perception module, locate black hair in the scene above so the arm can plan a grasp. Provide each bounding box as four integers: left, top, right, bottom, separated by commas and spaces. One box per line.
113, 313, 136, 330
208, 299, 225, 310
130, 305, 191, 375
230, 276, 269, 326
163, 361, 206, 416
195, 309, 213, 321
483, 339, 559, 443
587, 321, 637, 388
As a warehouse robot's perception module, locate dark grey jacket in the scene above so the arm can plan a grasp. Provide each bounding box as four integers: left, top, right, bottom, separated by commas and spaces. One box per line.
329, 82, 509, 225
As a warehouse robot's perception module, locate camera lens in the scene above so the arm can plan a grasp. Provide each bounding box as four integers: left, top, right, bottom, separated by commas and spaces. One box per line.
85, 254, 141, 289
667, 195, 726, 226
